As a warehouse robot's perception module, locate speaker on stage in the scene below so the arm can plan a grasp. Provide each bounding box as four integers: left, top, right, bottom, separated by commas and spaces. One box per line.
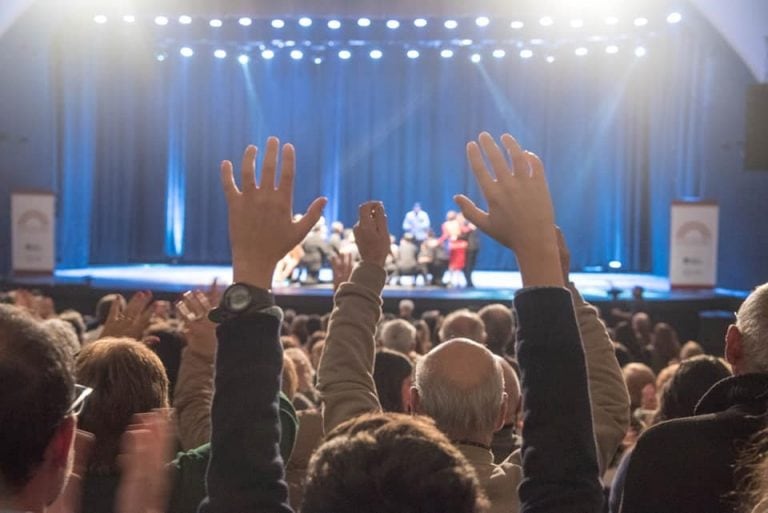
745, 84, 768, 170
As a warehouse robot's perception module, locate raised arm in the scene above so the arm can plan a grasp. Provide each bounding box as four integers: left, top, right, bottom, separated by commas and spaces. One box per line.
456, 132, 602, 513
316, 201, 392, 434
557, 229, 630, 474
200, 138, 326, 513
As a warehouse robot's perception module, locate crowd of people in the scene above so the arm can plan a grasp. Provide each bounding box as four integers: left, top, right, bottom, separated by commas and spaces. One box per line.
1, 132, 767, 513
276, 202, 480, 288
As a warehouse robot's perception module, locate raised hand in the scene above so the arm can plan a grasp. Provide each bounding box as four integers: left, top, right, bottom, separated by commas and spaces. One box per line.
101, 291, 154, 341
555, 226, 571, 285
115, 410, 174, 513
176, 290, 217, 359
220, 138, 328, 288
454, 132, 563, 287
353, 201, 391, 268
330, 253, 354, 291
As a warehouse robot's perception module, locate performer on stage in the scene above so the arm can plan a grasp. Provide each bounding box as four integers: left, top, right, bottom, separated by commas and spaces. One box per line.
461, 221, 480, 288
402, 202, 431, 246
440, 211, 467, 287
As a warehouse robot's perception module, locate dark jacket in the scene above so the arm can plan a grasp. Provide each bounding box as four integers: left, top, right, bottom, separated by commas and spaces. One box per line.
619, 373, 768, 513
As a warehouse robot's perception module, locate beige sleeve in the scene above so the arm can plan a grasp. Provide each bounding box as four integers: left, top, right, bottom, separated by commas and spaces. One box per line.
569, 283, 631, 474
173, 347, 214, 450
316, 262, 387, 434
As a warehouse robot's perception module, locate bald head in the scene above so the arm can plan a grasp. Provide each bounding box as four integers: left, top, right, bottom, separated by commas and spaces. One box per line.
413, 338, 505, 441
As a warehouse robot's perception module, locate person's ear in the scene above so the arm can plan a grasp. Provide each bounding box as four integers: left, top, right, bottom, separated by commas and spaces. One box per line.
494, 392, 509, 432
401, 377, 412, 414
47, 416, 76, 468
725, 325, 744, 372
409, 386, 421, 414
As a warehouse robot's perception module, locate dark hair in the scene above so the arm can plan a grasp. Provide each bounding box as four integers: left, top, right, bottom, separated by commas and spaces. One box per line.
305, 315, 323, 339
654, 355, 731, 423
145, 322, 185, 402
421, 310, 443, 348
76, 338, 169, 473
303, 413, 487, 513
0, 305, 75, 491
374, 350, 413, 413
291, 315, 310, 345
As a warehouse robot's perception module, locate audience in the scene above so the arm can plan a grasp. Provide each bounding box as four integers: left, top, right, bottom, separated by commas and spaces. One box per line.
2, 131, 763, 513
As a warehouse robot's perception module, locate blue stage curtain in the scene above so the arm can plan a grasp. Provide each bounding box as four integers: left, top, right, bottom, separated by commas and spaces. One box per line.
52, 11, 757, 280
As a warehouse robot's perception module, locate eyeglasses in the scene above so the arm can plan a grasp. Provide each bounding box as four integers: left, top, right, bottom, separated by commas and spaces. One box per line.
68, 384, 93, 416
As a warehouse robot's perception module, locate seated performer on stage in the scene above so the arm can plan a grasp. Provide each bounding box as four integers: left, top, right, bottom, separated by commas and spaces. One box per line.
390, 233, 428, 286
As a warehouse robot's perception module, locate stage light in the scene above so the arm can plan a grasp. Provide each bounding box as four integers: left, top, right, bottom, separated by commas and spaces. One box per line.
492, 49, 506, 59
570, 19, 584, 28
122, 15, 135, 23
357, 17, 371, 27
238, 54, 250, 64
338, 49, 352, 60
574, 47, 588, 56
369, 49, 383, 59
179, 15, 192, 25
93, 14, 107, 24
539, 16, 553, 27
314, 57, 323, 64
209, 19, 223, 28
285, 40, 296, 47
214, 49, 227, 59
328, 19, 341, 29
290, 49, 303, 60
608, 260, 622, 269
414, 18, 428, 28
156, 53, 167, 62
386, 19, 400, 29
271, 19, 285, 29
459, 39, 473, 46
238, 17, 252, 27
666, 12, 682, 24
180, 47, 194, 57
407, 49, 420, 59
154, 16, 168, 26
546, 55, 555, 63
299, 17, 312, 27
444, 19, 458, 29
440, 49, 454, 58
475, 16, 490, 27
605, 45, 619, 54
261, 49, 275, 59
634, 17, 648, 27
470, 53, 481, 63
510, 20, 524, 29
634, 46, 647, 57
604, 16, 618, 25
520, 49, 533, 59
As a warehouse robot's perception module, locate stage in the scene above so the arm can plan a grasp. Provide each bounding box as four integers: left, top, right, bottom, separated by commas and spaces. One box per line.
2, 264, 747, 348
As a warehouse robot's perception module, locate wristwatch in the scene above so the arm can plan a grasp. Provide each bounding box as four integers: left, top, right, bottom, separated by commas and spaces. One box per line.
208, 283, 275, 323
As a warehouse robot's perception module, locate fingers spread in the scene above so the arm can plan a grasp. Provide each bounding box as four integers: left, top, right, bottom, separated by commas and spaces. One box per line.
220, 160, 239, 200
479, 132, 512, 180
466, 141, 496, 197
453, 194, 491, 233
525, 151, 545, 180
278, 143, 295, 202
240, 145, 258, 190
294, 197, 328, 239
500, 134, 529, 176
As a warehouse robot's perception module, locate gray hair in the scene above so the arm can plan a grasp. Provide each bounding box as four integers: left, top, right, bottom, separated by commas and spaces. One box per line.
381, 319, 417, 355
438, 309, 486, 344
43, 318, 81, 358
414, 339, 504, 439
737, 283, 768, 373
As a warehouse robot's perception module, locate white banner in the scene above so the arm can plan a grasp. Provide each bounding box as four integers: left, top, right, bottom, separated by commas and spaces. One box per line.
11, 192, 55, 273
669, 202, 719, 288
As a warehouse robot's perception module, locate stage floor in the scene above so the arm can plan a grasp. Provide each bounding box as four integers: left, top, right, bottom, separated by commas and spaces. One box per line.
10, 264, 745, 303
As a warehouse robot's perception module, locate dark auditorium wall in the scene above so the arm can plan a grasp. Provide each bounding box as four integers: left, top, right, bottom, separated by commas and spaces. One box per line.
0, 4, 766, 290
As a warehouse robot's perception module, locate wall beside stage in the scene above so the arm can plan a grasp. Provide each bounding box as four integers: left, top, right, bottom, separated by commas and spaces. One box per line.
0, 3, 766, 291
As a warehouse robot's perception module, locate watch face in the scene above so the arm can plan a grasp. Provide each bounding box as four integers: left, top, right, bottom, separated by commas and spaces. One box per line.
226, 285, 252, 311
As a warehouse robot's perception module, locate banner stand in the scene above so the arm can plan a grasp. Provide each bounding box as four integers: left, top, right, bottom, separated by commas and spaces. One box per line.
669, 200, 719, 289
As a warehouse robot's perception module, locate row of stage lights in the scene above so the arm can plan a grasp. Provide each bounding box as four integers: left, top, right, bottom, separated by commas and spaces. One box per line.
92, 13, 683, 30
159, 44, 650, 63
